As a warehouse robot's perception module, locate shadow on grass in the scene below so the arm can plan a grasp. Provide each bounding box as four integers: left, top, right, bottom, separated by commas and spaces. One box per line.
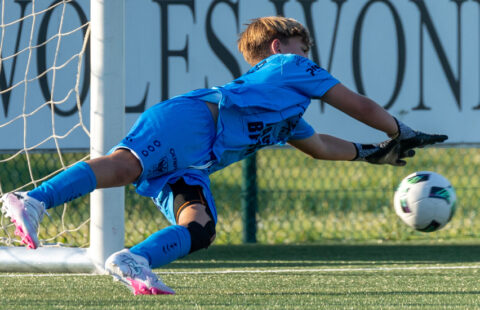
170, 244, 480, 269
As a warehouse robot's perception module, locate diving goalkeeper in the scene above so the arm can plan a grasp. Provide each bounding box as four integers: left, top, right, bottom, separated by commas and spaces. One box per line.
1, 16, 447, 295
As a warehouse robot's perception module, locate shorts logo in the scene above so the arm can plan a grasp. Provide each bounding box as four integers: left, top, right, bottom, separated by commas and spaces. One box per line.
157, 157, 168, 172
141, 140, 162, 157
169, 148, 178, 170
125, 134, 134, 143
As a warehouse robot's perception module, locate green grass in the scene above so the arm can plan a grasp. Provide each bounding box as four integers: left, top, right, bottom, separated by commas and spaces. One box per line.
2, 244, 480, 309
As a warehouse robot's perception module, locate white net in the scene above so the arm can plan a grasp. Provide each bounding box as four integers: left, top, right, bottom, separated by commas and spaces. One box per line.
0, 0, 91, 247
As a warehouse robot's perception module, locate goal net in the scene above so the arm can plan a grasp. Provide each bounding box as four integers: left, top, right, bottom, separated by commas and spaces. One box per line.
0, 0, 125, 272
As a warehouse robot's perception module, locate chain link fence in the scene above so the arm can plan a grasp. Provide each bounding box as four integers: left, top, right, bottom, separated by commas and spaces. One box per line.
1, 146, 479, 247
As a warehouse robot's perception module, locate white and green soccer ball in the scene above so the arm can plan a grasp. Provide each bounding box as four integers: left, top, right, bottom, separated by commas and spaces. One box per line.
394, 171, 456, 232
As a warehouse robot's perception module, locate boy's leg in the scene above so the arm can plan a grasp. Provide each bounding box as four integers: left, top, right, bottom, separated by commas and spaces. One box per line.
87, 148, 142, 188
130, 178, 216, 267
105, 178, 216, 295
1, 149, 141, 249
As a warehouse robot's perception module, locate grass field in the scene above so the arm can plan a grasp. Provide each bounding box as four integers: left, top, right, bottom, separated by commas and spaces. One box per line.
2, 244, 480, 309
1, 148, 480, 309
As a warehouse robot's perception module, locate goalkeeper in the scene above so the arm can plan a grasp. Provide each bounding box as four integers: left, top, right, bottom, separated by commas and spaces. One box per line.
1, 16, 447, 295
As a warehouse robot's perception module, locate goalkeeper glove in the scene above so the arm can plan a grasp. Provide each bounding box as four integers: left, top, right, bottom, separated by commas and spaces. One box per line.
352, 139, 415, 166
389, 117, 448, 151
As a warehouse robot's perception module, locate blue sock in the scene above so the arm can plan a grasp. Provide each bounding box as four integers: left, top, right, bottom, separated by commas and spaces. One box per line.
130, 225, 191, 268
28, 162, 97, 209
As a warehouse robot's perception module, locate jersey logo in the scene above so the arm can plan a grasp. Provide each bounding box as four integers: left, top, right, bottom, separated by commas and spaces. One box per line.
245, 114, 301, 156
306, 63, 321, 76
294, 56, 322, 76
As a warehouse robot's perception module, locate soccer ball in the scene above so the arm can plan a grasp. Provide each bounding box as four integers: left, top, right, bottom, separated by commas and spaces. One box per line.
394, 171, 456, 232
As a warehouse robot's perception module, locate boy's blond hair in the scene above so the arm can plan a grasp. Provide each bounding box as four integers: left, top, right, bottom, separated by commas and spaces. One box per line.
238, 16, 312, 65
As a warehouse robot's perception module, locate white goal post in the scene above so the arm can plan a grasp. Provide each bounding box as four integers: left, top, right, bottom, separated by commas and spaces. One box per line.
0, 0, 125, 273
88, 0, 125, 272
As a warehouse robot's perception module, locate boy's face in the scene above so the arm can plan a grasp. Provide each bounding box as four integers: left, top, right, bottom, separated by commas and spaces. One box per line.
275, 36, 309, 58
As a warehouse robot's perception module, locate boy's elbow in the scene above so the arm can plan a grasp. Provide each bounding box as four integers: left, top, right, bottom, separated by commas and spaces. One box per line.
309, 151, 326, 160
306, 137, 328, 160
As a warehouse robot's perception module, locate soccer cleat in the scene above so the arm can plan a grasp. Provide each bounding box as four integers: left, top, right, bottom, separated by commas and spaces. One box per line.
1, 192, 46, 249
105, 249, 175, 295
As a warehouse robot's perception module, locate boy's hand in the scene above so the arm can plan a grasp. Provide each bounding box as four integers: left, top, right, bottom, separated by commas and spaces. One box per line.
390, 118, 448, 151
353, 140, 415, 166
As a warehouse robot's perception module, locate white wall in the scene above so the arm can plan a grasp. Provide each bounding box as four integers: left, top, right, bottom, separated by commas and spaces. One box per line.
0, 0, 478, 148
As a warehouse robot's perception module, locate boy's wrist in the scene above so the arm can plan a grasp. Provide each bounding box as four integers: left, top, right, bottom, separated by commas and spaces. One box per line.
387, 117, 400, 139
392, 117, 417, 140
351, 140, 407, 166
352, 142, 376, 162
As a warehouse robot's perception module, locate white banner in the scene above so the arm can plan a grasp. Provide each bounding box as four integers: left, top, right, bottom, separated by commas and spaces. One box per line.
0, 0, 478, 149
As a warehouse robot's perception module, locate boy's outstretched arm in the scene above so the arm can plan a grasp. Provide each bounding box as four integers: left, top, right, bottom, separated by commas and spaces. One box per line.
321, 83, 398, 136
321, 84, 448, 149
288, 134, 412, 166
288, 133, 357, 161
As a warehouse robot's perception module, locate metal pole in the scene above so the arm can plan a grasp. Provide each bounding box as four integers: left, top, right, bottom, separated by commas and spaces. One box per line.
242, 154, 257, 243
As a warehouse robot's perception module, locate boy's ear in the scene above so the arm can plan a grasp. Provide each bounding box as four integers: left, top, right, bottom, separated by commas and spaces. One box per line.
270, 38, 282, 54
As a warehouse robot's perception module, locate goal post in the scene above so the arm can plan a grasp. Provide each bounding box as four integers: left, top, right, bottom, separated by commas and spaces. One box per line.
0, 0, 125, 273
89, 0, 126, 272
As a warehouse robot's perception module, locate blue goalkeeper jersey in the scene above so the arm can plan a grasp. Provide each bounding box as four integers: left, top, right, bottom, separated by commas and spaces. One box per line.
181, 53, 340, 174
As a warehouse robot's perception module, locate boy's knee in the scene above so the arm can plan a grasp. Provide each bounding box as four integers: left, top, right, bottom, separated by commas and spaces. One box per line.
186, 220, 216, 253
178, 204, 216, 253
170, 178, 216, 253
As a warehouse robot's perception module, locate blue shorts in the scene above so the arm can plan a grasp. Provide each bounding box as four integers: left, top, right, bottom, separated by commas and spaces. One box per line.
111, 97, 218, 224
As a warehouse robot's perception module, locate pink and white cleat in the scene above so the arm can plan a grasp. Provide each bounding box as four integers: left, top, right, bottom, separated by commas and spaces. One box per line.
105, 249, 175, 295
1, 192, 46, 249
